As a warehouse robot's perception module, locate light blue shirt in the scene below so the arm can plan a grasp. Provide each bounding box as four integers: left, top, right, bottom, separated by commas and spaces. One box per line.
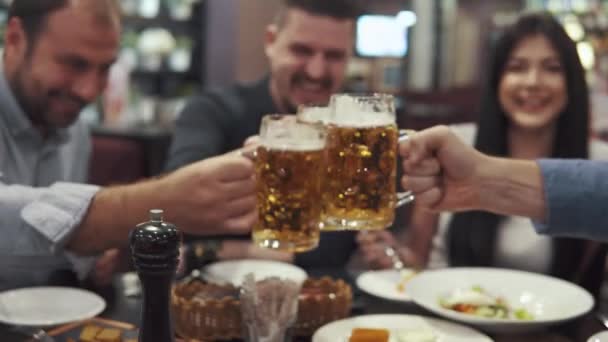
535, 159, 608, 240
0, 70, 100, 290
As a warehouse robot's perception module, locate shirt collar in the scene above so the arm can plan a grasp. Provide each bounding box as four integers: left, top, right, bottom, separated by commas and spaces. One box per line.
0, 67, 69, 144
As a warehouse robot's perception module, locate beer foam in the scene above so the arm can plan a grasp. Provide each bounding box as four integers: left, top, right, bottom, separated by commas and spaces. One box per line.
331, 95, 395, 127
261, 138, 325, 151
332, 112, 395, 128
298, 106, 330, 124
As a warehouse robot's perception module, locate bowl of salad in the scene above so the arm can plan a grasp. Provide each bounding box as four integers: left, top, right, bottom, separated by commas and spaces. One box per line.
407, 267, 594, 333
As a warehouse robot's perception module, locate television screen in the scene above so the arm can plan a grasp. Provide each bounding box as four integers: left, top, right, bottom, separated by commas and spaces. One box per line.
356, 14, 411, 58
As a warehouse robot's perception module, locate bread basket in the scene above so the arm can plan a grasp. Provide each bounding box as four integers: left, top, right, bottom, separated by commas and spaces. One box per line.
172, 276, 352, 340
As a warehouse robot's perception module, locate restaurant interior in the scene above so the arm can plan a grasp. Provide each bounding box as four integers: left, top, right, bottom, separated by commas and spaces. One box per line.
0, 0, 599, 183
2, 0, 608, 341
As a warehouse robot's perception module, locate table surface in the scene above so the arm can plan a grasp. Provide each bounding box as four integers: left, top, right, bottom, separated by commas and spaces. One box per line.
104, 268, 606, 342
1, 267, 605, 341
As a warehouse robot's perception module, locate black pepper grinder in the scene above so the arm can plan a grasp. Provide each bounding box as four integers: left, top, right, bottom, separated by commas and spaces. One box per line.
130, 209, 181, 342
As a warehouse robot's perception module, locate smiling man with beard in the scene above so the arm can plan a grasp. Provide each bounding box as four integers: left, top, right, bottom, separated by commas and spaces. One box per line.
264, 2, 354, 114
7, 2, 117, 135
0, 0, 260, 291
166, 0, 360, 270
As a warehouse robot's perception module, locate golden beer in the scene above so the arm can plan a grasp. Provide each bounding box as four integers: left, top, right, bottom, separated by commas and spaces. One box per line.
253, 145, 324, 252
322, 122, 399, 230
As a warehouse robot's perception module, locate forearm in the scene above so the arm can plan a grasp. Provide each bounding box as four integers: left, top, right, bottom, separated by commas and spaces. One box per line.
475, 156, 546, 221
67, 178, 169, 255
406, 206, 439, 267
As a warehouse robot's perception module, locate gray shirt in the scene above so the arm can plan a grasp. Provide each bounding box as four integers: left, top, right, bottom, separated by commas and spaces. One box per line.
0, 71, 99, 290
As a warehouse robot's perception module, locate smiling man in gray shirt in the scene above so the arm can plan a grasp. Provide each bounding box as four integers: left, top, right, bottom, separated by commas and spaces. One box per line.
0, 64, 99, 288
0, 0, 257, 290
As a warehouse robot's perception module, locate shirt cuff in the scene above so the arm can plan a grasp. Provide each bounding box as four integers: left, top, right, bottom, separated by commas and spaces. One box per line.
533, 159, 601, 238
21, 182, 100, 247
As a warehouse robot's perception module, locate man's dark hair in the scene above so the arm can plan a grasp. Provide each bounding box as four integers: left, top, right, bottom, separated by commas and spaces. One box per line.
275, 0, 362, 27
8, 0, 70, 43
8, 0, 121, 46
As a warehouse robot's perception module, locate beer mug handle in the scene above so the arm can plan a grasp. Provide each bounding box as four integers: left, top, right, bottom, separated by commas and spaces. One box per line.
398, 129, 415, 143
396, 190, 415, 207
396, 129, 415, 207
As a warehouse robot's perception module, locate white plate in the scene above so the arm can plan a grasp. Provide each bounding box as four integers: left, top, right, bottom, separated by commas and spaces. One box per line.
589, 330, 608, 342
356, 269, 416, 302
202, 259, 307, 286
312, 313, 492, 342
407, 267, 594, 333
0, 287, 106, 327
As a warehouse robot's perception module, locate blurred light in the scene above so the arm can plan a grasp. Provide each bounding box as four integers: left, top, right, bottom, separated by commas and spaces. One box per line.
356, 15, 409, 57
577, 41, 595, 70
396, 11, 417, 28
526, 0, 544, 10
571, 0, 589, 12
546, 0, 564, 12
563, 15, 585, 41
597, 13, 608, 30
493, 12, 518, 28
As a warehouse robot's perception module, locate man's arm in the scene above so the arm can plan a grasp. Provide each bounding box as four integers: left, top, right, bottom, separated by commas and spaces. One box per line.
5, 152, 256, 257
68, 152, 257, 255
66, 179, 163, 254
463, 157, 608, 240
400, 126, 547, 219
401, 126, 608, 240
474, 156, 545, 221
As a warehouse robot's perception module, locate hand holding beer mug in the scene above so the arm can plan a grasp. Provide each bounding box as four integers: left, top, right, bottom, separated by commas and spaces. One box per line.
253, 115, 326, 252
322, 94, 413, 231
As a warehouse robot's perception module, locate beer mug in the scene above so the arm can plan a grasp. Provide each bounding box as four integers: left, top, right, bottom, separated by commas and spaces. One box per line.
321, 93, 413, 231
253, 114, 326, 252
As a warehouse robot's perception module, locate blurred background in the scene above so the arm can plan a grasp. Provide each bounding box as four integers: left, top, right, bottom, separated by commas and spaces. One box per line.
0, 0, 605, 178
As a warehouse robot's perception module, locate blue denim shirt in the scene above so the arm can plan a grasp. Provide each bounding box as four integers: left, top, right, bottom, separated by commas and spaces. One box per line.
535, 159, 608, 240
0, 70, 99, 290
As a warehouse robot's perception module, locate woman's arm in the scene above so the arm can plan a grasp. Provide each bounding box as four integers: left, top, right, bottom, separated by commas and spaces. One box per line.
404, 204, 439, 268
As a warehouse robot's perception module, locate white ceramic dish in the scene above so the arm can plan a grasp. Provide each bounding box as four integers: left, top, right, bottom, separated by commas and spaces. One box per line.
0, 286, 106, 327
407, 267, 594, 333
202, 259, 307, 286
356, 269, 416, 302
588, 330, 608, 342
312, 313, 492, 342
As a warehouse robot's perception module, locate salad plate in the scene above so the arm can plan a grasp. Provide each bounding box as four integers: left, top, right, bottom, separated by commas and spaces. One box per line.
588, 330, 608, 342
356, 269, 417, 302
407, 267, 594, 333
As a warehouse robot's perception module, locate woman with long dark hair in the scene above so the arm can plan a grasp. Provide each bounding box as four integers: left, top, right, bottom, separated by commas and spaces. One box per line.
357, 12, 608, 297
